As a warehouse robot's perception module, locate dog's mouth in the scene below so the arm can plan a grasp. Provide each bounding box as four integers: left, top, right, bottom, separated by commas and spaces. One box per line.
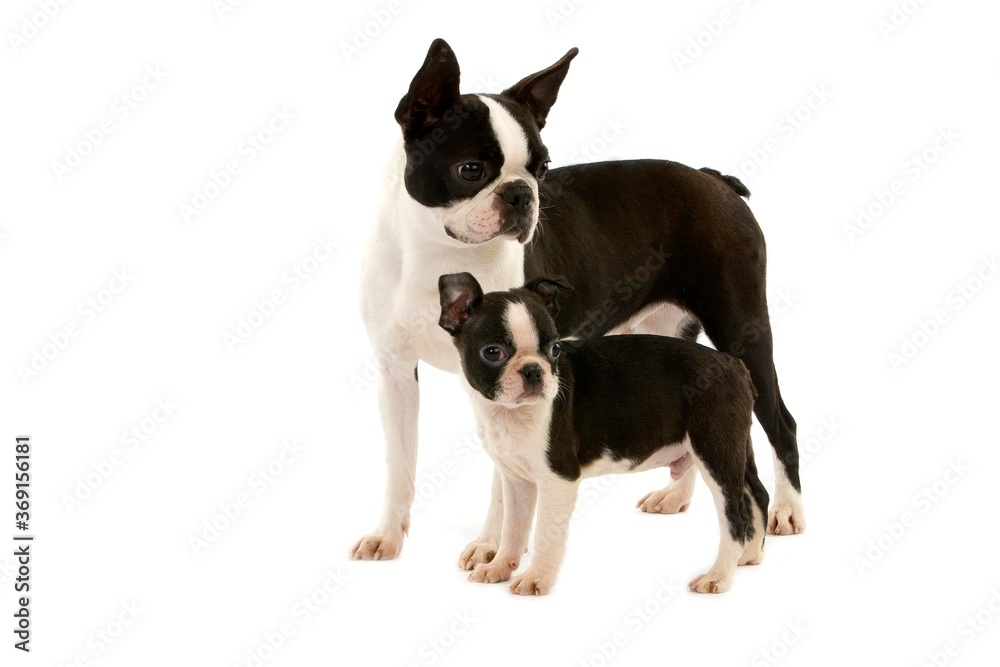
444, 219, 532, 245
511, 390, 544, 405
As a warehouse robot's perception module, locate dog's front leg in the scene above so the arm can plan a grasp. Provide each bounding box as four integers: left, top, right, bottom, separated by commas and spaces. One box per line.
350, 352, 419, 560
509, 477, 578, 596
458, 465, 505, 569
468, 472, 536, 583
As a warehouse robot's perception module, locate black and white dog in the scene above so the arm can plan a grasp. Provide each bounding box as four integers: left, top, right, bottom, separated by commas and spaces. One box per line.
352, 39, 802, 564
438, 272, 768, 594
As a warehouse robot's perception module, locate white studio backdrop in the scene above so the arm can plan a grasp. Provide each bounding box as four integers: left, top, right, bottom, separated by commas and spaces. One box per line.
1, 1, 998, 666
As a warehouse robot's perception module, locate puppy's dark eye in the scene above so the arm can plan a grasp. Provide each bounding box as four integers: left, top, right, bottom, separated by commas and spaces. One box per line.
537, 161, 550, 180
481, 345, 506, 363
548, 341, 561, 358
458, 162, 485, 181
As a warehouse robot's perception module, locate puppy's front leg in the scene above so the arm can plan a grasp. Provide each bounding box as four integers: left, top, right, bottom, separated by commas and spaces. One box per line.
350, 354, 419, 560
469, 473, 536, 583
510, 476, 578, 596
459, 468, 504, 569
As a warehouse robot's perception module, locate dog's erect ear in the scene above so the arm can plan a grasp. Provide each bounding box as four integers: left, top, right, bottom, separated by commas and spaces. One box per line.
523, 276, 572, 316
501, 47, 578, 130
395, 39, 461, 138
439, 272, 484, 336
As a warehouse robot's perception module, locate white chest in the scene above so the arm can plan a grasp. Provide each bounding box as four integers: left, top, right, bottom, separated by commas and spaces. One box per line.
473, 396, 553, 483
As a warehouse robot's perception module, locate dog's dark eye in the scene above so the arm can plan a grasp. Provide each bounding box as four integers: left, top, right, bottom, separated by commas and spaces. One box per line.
537, 161, 550, 180
548, 341, 561, 358
481, 345, 506, 363
458, 162, 485, 181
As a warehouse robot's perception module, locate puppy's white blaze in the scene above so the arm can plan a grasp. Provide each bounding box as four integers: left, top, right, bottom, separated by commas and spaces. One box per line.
494, 301, 542, 403
504, 301, 540, 353
478, 96, 531, 178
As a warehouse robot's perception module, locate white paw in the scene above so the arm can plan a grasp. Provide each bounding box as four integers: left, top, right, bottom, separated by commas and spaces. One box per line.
350, 531, 404, 560
468, 559, 517, 584
688, 570, 733, 594
739, 539, 765, 566
636, 486, 691, 514
509, 569, 555, 596
768, 500, 806, 535
458, 540, 497, 571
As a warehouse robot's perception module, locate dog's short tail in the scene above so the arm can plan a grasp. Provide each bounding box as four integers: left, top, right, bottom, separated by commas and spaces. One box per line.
699, 167, 750, 198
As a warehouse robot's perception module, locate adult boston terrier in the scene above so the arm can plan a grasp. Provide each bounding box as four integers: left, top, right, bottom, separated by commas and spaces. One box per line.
352, 39, 802, 565
438, 272, 768, 594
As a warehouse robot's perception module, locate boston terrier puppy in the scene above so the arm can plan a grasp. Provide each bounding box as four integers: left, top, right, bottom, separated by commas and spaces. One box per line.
352, 39, 801, 565
437, 272, 768, 594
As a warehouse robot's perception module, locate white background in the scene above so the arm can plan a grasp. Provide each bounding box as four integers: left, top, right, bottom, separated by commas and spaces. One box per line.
2, 1, 999, 665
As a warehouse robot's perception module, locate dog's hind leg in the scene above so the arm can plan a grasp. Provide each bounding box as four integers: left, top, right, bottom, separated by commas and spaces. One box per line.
700, 307, 804, 535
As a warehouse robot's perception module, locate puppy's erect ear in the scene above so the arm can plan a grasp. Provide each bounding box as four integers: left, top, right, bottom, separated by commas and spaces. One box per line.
439, 272, 484, 336
395, 38, 461, 139
501, 47, 579, 130
523, 276, 572, 316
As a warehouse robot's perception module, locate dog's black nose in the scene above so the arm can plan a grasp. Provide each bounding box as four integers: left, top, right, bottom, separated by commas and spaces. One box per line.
500, 182, 533, 211
520, 363, 543, 386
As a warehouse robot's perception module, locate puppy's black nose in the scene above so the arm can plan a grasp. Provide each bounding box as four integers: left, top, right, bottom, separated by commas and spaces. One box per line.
520, 363, 543, 386
500, 182, 533, 211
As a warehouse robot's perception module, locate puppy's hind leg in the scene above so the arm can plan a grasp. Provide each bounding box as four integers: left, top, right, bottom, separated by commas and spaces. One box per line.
636, 465, 696, 514
687, 421, 761, 594
687, 452, 745, 594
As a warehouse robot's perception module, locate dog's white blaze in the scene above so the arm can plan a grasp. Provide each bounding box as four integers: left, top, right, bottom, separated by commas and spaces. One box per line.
504, 301, 540, 352
479, 96, 531, 177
